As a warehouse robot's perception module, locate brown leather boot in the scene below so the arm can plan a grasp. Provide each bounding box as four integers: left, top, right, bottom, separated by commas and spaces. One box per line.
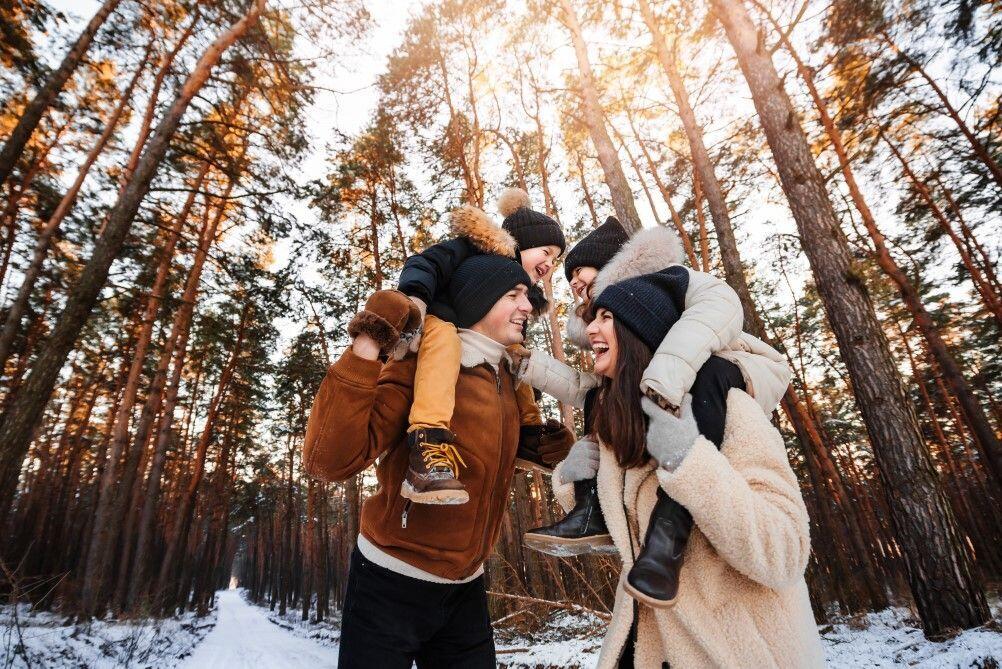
400, 427, 469, 505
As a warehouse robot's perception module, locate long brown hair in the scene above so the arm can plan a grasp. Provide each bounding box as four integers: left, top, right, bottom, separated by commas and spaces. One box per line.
590, 315, 654, 469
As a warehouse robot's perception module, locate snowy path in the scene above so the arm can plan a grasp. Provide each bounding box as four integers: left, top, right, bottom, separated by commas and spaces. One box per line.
180, 590, 338, 669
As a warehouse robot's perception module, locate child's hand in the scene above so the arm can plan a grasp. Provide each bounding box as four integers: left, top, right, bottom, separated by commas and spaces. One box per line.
642, 395, 700, 472
558, 437, 600, 485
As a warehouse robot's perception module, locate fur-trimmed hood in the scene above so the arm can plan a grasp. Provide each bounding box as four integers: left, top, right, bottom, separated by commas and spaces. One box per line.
449, 205, 517, 259
566, 225, 685, 347
591, 226, 684, 299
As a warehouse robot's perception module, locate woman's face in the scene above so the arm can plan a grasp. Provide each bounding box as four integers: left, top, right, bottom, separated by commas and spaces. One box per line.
585, 307, 618, 377
569, 266, 598, 302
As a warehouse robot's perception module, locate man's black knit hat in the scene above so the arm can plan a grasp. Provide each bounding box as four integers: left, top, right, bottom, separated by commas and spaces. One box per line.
563, 216, 630, 281
449, 254, 532, 328
592, 267, 690, 351
498, 187, 566, 254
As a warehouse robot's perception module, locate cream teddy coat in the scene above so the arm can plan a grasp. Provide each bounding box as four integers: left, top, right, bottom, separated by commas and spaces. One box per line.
550, 389, 825, 668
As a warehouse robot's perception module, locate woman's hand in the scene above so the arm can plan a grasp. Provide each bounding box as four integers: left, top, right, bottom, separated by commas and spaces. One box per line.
643, 395, 700, 472
558, 436, 600, 485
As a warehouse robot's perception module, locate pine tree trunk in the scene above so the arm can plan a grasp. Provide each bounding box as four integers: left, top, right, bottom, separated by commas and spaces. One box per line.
155, 303, 251, 606
0, 51, 150, 370
761, 9, 1002, 487
0, 1, 266, 523
0, 0, 124, 186
556, 0, 642, 233
710, 0, 989, 637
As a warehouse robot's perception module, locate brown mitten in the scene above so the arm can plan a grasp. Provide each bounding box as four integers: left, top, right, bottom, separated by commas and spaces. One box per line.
537, 419, 576, 468
390, 296, 427, 360
348, 290, 423, 355
517, 419, 575, 470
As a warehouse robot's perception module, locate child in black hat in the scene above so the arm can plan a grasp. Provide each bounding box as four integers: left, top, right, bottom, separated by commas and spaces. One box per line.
391, 188, 569, 505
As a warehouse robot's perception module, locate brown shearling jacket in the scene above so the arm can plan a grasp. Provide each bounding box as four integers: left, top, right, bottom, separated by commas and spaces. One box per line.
303, 348, 521, 580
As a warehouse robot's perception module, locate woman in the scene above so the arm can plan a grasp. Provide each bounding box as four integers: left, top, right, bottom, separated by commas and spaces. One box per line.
527, 273, 824, 668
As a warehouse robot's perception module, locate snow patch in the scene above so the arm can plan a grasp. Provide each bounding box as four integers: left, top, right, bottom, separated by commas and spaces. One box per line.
822, 606, 1002, 668
0, 603, 214, 668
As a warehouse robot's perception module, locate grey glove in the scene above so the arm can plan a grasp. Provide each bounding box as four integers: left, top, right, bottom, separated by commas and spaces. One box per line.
389, 296, 427, 360
558, 436, 600, 485
642, 395, 700, 472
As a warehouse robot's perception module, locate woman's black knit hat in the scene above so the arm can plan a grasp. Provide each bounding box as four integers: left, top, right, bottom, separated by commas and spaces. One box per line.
563, 216, 630, 281
498, 187, 566, 254
592, 268, 690, 351
448, 254, 532, 328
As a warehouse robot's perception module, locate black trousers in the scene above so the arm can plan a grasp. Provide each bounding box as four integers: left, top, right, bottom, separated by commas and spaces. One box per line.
338, 547, 495, 668
618, 356, 746, 669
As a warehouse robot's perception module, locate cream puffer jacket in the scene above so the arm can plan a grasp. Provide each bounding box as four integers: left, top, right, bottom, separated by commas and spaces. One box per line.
521, 333, 791, 418
552, 390, 825, 668
566, 226, 790, 410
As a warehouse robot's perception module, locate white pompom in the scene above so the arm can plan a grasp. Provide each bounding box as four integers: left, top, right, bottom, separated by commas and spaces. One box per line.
497, 187, 531, 218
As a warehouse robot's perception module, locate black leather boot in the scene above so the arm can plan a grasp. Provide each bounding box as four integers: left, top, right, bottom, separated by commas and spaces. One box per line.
623, 488, 693, 608
523, 479, 616, 557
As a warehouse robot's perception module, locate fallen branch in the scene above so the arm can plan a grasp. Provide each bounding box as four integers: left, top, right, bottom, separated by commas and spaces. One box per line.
486, 591, 611, 621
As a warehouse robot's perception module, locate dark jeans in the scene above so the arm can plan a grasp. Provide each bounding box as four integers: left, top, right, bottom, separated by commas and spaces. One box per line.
338, 546, 495, 668
618, 356, 745, 669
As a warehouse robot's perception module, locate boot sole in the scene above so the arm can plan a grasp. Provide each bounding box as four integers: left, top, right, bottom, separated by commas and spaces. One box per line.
400, 481, 469, 505
621, 574, 678, 609
514, 457, 553, 474
523, 533, 618, 557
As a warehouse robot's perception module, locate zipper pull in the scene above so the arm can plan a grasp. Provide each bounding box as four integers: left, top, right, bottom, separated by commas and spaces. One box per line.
401, 500, 412, 528
495, 370, 502, 394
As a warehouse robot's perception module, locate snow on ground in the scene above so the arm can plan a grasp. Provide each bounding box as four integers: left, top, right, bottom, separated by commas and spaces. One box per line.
821, 606, 1002, 668
4, 589, 1001, 667
0, 602, 214, 668
179, 589, 337, 668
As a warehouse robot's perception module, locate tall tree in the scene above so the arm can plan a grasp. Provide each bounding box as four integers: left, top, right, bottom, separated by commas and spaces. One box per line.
553, 0, 642, 233
0, 0, 267, 524
0, 0, 124, 187
709, 0, 989, 637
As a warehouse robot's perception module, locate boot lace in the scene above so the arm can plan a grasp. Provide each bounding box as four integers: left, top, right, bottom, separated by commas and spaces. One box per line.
420, 441, 467, 478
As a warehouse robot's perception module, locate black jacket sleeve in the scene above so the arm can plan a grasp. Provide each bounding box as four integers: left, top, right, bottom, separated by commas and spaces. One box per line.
397, 238, 477, 306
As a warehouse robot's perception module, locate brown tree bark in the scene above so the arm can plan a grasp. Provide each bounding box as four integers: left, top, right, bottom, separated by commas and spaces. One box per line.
710, 0, 989, 636
0, 0, 124, 187
555, 0, 642, 233
0, 47, 151, 381
756, 8, 1002, 488
0, 1, 265, 525
155, 302, 251, 605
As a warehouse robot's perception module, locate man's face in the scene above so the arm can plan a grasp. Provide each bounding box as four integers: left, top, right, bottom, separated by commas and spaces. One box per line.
470, 285, 533, 346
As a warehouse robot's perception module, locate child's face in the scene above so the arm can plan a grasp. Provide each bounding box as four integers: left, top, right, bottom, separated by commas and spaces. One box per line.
519, 245, 561, 284
570, 266, 598, 302
585, 307, 618, 377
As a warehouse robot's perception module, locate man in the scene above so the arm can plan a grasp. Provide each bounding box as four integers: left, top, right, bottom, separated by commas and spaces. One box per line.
303, 254, 573, 668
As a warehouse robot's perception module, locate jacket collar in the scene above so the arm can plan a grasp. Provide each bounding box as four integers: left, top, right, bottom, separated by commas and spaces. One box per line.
457, 328, 511, 371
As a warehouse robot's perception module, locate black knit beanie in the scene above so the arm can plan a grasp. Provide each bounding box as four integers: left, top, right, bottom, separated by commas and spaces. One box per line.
498, 188, 566, 254
563, 216, 630, 281
448, 255, 532, 328
592, 268, 690, 351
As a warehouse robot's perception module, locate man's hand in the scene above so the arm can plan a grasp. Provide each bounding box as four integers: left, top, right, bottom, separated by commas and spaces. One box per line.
352, 333, 381, 360
347, 289, 422, 357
